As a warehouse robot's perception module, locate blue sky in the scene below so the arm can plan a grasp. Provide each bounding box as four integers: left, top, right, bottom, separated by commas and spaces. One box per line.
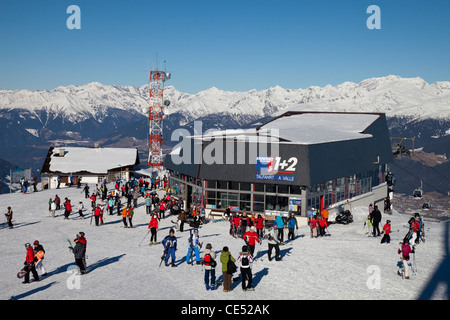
0, 0, 449, 93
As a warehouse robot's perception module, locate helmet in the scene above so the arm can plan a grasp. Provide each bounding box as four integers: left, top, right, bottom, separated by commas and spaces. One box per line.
25, 243, 31, 249
33, 240, 39, 246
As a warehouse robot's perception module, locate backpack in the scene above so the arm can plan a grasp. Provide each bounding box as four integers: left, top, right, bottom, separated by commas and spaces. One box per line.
203, 253, 216, 267
241, 255, 250, 267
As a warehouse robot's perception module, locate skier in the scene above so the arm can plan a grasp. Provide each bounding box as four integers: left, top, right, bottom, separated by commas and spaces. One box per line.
255, 214, 265, 238
162, 229, 177, 267
371, 205, 382, 237
237, 245, 254, 291
145, 195, 152, 214
318, 214, 327, 237
107, 197, 114, 215
5, 206, 13, 229
275, 215, 285, 242
128, 206, 134, 228
381, 220, 391, 244
267, 221, 281, 261
63, 198, 72, 219
148, 212, 159, 244
33, 240, 47, 276
186, 228, 201, 265
363, 215, 372, 236
287, 213, 298, 240
409, 216, 421, 245
121, 206, 128, 228
201, 243, 216, 290
77, 201, 84, 218
82, 184, 90, 198
50, 200, 56, 218
22, 243, 39, 284
69, 232, 87, 275
398, 238, 414, 279
242, 226, 260, 257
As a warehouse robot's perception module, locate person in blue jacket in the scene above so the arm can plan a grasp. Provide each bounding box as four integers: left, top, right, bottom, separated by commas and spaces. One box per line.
275, 215, 285, 242
287, 213, 298, 240
186, 228, 201, 265
162, 228, 177, 267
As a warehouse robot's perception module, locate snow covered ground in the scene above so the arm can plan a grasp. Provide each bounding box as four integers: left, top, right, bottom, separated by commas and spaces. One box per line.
0, 185, 448, 301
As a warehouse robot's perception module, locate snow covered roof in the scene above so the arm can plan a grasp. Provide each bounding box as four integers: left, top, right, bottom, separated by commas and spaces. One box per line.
182, 112, 381, 146
43, 147, 139, 174
258, 112, 380, 144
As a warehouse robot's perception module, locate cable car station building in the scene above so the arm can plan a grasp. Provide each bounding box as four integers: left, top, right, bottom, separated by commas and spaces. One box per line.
165, 111, 393, 219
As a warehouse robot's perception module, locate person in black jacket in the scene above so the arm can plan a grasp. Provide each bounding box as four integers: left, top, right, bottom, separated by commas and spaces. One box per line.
70, 232, 87, 274
371, 205, 382, 237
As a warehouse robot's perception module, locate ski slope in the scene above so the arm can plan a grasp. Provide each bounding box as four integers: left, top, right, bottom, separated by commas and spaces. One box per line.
0, 185, 448, 300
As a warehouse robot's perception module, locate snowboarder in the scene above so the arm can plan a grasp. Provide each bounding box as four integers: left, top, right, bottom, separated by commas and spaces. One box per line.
162, 229, 177, 267
201, 243, 216, 290
5, 206, 13, 229
186, 228, 201, 265
148, 212, 159, 244
22, 243, 39, 284
267, 221, 281, 261
237, 245, 254, 291
381, 220, 391, 244
69, 232, 87, 275
33, 240, 47, 276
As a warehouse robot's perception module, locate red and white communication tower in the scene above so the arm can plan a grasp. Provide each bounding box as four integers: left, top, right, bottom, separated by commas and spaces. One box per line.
147, 70, 170, 170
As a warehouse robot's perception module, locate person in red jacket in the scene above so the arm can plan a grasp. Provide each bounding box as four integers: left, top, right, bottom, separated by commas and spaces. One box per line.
22, 243, 39, 284
148, 212, 159, 244
409, 218, 421, 245
64, 198, 72, 219
381, 220, 391, 244
255, 214, 265, 238
243, 227, 260, 256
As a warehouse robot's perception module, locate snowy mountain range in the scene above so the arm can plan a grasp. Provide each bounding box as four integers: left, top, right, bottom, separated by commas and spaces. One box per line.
0, 75, 449, 193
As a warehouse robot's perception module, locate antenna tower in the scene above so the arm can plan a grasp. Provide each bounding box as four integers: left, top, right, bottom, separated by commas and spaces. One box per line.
147, 66, 170, 170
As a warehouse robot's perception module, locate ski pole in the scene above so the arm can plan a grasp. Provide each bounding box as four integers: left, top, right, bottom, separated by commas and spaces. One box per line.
138, 229, 151, 246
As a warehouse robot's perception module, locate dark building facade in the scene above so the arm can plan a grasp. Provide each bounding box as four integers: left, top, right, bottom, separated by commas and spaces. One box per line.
165, 111, 393, 218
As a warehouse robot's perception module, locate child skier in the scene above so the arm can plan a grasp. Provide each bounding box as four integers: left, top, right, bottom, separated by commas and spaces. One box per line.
237, 245, 254, 291
162, 229, 177, 267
